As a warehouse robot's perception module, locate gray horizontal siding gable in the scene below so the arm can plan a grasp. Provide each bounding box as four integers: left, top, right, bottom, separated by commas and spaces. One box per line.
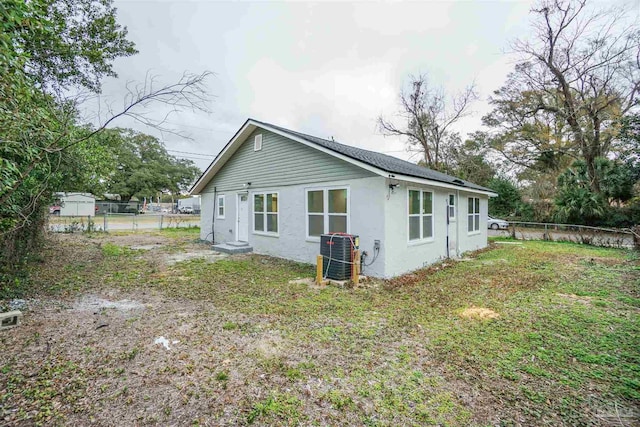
203, 129, 375, 192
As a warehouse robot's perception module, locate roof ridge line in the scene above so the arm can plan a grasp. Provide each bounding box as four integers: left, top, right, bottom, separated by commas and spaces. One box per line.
227, 118, 495, 194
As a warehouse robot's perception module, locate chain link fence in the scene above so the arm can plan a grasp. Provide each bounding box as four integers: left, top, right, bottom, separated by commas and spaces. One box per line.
48, 213, 200, 232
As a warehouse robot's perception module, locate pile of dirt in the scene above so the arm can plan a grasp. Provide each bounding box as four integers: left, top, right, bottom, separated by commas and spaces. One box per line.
73, 295, 146, 312
165, 250, 227, 265
459, 307, 500, 320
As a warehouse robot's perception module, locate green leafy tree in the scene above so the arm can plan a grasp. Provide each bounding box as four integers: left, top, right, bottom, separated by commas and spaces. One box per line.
554, 158, 636, 224
437, 132, 496, 186
0, 0, 139, 289
57, 127, 125, 196
487, 178, 522, 218
101, 129, 201, 201
1, 0, 211, 291
554, 187, 606, 224
9, 0, 137, 92
559, 159, 636, 205
481, 87, 574, 174
169, 158, 203, 196
1, 0, 137, 220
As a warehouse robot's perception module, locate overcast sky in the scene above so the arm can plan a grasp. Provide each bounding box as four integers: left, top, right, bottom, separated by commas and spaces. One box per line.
88, 0, 635, 171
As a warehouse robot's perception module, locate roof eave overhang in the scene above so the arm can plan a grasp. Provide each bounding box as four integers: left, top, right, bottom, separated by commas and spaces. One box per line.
190, 119, 384, 194
393, 174, 498, 197
190, 119, 498, 197
190, 119, 257, 194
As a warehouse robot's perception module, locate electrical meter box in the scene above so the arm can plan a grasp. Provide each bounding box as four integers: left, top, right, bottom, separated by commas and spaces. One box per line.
320, 233, 359, 280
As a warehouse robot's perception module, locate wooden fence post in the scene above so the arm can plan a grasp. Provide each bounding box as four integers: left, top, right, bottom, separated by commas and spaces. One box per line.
316, 255, 324, 285
352, 250, 360, 285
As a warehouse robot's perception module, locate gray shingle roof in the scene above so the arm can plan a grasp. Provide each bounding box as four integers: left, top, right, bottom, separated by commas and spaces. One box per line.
253, 119, 493, 193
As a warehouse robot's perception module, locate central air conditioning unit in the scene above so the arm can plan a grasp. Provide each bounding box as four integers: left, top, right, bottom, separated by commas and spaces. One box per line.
320, 233, 359, 280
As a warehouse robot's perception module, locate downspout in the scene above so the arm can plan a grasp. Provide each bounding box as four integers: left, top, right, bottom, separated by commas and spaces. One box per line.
212, 187, 217, 244
446, 199, 450, 259
456, 189, 460, 257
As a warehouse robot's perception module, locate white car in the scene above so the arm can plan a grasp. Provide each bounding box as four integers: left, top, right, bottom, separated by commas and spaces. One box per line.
488, 216, 509, 230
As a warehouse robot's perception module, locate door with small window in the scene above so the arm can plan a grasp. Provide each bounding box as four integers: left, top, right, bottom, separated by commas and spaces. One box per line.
237, 194, 249, 242
446, 194, 457, 257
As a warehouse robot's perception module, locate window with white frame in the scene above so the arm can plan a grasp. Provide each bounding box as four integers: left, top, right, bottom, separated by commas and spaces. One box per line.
254, 134, 263, 151
448, 194, 456, 221
468, 197, 480, 232
408, 189, 433, 241
306, 188, 348, 238
253, 192, 278, 234
217, 195, 225, 218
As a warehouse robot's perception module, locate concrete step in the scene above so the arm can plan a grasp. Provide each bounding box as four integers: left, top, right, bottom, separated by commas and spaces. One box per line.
212, 243, 253, 254
226, 241, 250, 247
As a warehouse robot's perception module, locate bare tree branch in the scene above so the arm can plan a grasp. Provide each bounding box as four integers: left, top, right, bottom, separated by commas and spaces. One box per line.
378, 73, 478, 169
0, 71, 214, 209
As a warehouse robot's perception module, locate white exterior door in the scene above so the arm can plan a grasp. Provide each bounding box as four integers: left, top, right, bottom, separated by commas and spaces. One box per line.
446, 195, 457, 257
237, 194, 249, 242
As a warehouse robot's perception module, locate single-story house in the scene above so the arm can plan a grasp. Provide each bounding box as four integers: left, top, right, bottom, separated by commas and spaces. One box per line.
190, 119, 496, 278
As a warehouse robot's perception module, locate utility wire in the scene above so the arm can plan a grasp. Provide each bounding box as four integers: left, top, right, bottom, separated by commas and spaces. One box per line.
159, 120, 220, 131
167, 153, 215, 161
166, 149, 215, 157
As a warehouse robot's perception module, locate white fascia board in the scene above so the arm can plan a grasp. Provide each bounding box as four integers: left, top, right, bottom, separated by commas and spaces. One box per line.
190, 119, 497, 198
394, 174, 498, 197
189, 121, 257, 195
190, 118, 383, 194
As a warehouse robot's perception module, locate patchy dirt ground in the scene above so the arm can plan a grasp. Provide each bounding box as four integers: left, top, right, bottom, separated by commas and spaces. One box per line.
459, 306, 500, 320
53, 231, 223, 262
2, 289, 475, 426
1, 232, 639, 426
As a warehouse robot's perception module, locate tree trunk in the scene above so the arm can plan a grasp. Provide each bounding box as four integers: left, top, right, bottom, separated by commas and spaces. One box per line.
584, 152, 600, 193
582, 123, 602, 194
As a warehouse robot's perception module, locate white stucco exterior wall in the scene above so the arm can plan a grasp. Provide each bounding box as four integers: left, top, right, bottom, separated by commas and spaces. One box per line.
200, 190, 238, 244
201, 176, 388, 278
201, 177, 489, 278
456, 190, 489, 255
383, 181, 446, 277
199, 192, 214, 241
249, 176, 386, 277
382, 181, 489, 278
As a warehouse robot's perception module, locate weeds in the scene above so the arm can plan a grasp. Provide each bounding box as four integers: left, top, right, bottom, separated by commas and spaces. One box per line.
222, 321, 238, 330
2, 234, 638, 426
247, 393, 302, 424
214, 371, 228, 381
101, 242, 134, 257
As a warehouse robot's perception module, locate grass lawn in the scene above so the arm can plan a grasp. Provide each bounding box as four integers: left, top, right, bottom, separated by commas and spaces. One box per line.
1, 230, 638, 426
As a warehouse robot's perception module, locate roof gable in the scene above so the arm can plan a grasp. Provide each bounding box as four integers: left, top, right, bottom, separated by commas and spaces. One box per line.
190, 119, 496, 195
